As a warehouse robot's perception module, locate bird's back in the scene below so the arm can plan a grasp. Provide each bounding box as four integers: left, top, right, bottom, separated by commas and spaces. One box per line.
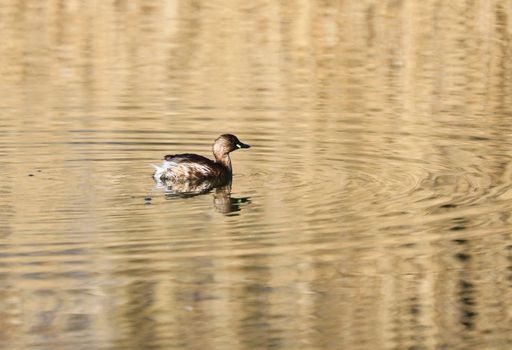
154, 153, 227, 182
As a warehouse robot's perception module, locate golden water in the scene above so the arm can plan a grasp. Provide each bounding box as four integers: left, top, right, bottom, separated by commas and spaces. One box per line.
1, 1, 512, 349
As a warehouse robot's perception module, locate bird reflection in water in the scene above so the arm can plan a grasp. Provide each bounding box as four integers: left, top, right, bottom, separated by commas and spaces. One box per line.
156, 178, 250, 214
211, 184, 250, 214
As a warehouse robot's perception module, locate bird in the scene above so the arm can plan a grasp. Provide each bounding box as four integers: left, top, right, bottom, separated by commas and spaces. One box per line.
152, 134, 250, 184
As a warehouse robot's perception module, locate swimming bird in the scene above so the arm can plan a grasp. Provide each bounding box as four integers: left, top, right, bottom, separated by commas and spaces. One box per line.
152, 134, 250, 183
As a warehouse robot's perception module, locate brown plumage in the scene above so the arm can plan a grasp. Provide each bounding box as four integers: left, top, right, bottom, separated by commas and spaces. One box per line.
153, 134, 250, 183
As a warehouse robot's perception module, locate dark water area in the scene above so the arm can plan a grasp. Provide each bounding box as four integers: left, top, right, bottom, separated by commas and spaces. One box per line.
1, 1, 512, 349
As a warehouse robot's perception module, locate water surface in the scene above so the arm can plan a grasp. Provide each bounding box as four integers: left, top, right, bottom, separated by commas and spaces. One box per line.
1, 1, 512, 349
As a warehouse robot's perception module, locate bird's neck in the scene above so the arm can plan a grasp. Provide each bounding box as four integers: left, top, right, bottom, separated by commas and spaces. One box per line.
215, 153, 232, 173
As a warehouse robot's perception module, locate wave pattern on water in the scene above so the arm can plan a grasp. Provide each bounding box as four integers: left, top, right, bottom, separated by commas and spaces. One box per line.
1, 1, 512, 350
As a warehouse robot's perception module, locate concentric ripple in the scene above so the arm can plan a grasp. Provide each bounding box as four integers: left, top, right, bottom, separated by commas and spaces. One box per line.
2, 2, 512, 348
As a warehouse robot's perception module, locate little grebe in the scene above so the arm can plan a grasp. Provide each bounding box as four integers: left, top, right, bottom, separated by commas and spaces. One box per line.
152, 134, 250, 183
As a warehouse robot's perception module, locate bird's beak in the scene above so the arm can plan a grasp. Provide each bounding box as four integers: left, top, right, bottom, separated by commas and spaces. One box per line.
237, 142, 251, 149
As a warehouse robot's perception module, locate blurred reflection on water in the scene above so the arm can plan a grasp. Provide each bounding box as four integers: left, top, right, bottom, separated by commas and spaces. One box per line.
1, 1, 512, 349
